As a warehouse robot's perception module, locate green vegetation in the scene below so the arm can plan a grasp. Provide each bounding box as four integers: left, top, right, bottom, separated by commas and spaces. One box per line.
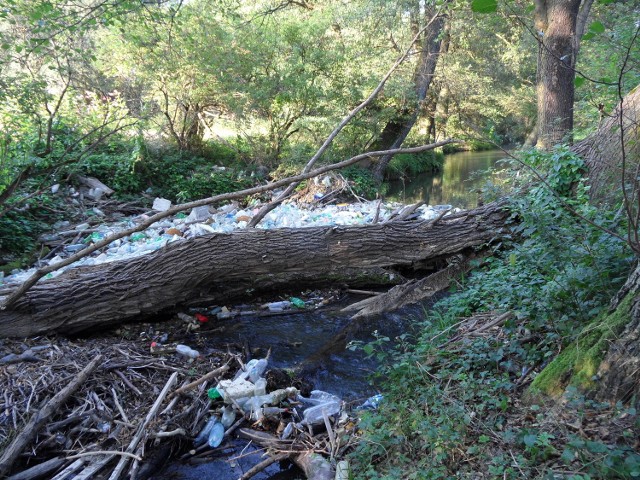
349, 149, 637, 478
1, 0, 639, 475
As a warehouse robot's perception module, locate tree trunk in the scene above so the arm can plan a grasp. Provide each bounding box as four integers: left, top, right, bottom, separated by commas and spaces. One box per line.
573, 84, 640, 203
372, 8, 446, 180
595, 264, 640, 406
534, 0, 584, 150
0, 202, 510, 338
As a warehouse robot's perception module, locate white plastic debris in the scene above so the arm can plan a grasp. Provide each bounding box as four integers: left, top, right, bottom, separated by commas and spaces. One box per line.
152, 197, 172, 211
3, 199, 458, 286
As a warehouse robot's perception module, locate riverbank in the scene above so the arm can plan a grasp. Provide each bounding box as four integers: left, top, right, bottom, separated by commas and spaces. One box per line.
348, 150, 639, 478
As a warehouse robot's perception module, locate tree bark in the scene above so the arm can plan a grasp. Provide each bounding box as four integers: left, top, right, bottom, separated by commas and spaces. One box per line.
0, 201, 510, 338
595, 264, 640, 406
573, 84, 640, 203
372, 8, 446, 180
534, 0, 586, 150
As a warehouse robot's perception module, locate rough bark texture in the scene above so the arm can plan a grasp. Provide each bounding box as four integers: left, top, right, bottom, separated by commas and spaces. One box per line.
0, 202, 509, 338
595, 264, 640, 406
573, 85, 640, 203
372, 9, 446, 180
534, 0, 583, 149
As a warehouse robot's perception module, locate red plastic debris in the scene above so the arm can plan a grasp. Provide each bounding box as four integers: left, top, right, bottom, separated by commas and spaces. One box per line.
195, 313, 209, 323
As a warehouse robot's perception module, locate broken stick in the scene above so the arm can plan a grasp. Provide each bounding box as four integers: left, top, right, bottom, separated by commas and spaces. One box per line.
0, 354, 103, 478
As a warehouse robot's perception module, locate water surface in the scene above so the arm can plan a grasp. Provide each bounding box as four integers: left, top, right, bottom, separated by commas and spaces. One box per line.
387, 149, 507, 208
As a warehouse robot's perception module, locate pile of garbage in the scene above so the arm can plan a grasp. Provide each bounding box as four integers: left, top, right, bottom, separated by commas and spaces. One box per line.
2, 197, 455, 286
0, 321, 376, 479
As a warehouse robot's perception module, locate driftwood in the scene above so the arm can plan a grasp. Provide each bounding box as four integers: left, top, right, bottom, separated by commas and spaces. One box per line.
342, 254, 474, 319
0, 355, 103, 478
236, 429, 334, 480
0, 201, 509, 338
5, 457, 66, 480
107, 371, 178, 480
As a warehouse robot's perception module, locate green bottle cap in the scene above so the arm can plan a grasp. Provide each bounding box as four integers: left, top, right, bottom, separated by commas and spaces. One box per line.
208, 388, 222, 400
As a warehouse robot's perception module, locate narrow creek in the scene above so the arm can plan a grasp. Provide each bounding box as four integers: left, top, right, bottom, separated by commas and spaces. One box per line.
155, 150, 504, 479
387, 149, 506, 208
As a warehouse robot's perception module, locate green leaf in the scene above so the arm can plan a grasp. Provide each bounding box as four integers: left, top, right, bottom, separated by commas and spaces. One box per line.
589, 21, 605, 34
582, 32, 595, 41
574, 77, 585, 88
0, 43, 10, 50
471, 0, 498, 13
363, 344, 374, 356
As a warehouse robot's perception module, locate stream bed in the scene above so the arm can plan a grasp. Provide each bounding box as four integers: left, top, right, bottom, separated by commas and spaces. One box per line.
154, 300, 431, 480
153, 151, 506, 479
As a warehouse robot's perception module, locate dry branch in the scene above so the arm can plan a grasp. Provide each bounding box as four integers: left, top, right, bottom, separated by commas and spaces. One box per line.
0, 355, 103, 478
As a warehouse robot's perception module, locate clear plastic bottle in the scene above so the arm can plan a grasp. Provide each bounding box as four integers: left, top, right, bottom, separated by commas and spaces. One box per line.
254, 377, 267, 396
207, 421, 225, 448
194, 416, 218, 446
220, 406, 236, 428
301, 401, 341, 426
176, 344, 199, 359
248, 358, 268, 382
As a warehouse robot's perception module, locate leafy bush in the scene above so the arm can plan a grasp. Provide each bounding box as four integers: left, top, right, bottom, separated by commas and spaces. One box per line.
387, 150, 444, 178
350, 148, 635, 478
341, 166, 381, 199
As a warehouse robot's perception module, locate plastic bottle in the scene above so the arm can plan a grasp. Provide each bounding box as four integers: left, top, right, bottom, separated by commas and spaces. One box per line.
248, 358, 268, 382
301, 401, 341, 426
358, 394, 383, 410
194, 416, 218, 446
254, 377, 267, 396
220, 406, 236, 427
207, 421, 225, 448
233, 358, 259, 381
176, 344, 199, 359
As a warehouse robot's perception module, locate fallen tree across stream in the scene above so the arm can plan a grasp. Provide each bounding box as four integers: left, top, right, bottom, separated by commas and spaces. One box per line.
0, 200, 510, 338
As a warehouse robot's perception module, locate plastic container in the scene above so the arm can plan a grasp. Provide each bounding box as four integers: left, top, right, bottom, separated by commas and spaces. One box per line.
207, 421, 225, 448
358, 394, 383, 410
233, 358, 259, 381
301, 401, 341, 426
176, 344, 199, 359
194, 416, 218, 446
221, 406, 236, 427
248, 358, 268, 382
254, 377, 267, 396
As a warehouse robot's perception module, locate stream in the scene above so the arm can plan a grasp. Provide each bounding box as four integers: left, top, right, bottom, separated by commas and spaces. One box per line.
154, 150, 504, 479
387, 149, 507, 209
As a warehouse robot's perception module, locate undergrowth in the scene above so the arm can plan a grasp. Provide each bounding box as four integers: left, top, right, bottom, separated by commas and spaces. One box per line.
350, 147, 638, 479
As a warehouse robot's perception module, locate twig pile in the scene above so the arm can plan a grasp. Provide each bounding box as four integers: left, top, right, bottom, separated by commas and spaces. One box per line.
0, 334, 227, 479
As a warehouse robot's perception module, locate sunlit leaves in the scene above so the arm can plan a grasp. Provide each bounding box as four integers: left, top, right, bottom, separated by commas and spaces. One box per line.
471, 0, 498, 13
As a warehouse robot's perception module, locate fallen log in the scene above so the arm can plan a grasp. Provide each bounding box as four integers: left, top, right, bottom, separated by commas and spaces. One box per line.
342, 254, 474, 319
0, 201, 510, 338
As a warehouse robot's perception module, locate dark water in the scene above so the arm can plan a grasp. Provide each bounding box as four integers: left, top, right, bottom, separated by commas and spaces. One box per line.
387, 149, 507, 208
155, 301, 430, 480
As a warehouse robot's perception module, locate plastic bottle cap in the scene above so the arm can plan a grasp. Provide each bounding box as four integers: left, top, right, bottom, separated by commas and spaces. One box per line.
208, 388, 222, 400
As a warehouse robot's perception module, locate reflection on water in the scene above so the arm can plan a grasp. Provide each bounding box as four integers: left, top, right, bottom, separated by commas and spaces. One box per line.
387, 150, 507, 209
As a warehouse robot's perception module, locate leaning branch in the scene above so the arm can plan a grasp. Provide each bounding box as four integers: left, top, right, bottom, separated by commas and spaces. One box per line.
248, 11, 444, 228
0, 139, 457, 309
